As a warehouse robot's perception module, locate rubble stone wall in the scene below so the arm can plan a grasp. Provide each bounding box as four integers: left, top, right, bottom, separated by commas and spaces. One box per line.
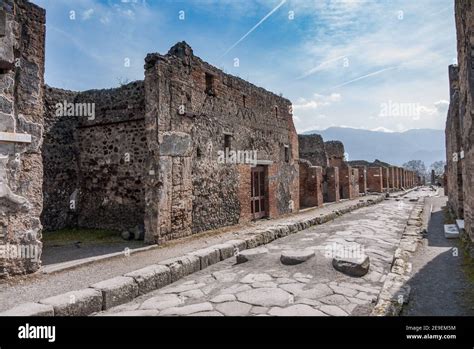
42, 82, 147, 233
0, 0, 45, 276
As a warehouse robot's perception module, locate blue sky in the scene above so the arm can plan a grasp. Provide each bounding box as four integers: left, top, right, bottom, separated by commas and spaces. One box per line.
32, 0, 456, 133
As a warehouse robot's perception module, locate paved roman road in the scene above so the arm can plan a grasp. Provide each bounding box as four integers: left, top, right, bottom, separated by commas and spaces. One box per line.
98, 189, 433, 317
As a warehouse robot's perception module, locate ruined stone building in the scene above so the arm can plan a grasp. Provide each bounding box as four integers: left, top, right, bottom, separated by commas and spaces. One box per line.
0, 0, 420, 277
445, 0, 474, 248
42, 42, 300, 246
298, 135, 418, 210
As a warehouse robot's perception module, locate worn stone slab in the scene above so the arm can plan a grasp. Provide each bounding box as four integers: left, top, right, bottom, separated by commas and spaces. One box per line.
213, 243, 235, 260
105, 310, 159, 316
268, 304, 326, 316
140, 294, 184, 311
320, 305, 348, 316
225, 239, 247, 254
244, 234, 265, 249
236, 247, 268, 264
125, 264, 171, 295
0, 302, 54, 317
332, 255, 370, 277
91, 276, 139, 310
236, 288, 291, 307
39, 288, 102, 316
215, 301, 252, 316
280, 249, 315, 265
158, 258, 185, 283
210, 294, 236, 303
160, 302, 213, 316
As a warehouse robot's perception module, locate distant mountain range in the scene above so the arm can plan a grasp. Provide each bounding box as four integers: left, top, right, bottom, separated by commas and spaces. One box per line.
302, 127, 445, 167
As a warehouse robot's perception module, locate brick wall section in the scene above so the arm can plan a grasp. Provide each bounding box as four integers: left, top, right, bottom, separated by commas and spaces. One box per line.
354, 166, 367, 194
143, 42, 299, 243
299, 160, 323, 208
381, 167, 389, 190
367, 167, 383, 193
389, 166, 396, 189
325, 166, 340, 202
0, 0, 45, 276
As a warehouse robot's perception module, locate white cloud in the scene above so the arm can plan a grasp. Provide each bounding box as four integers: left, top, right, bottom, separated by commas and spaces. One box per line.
294, 93, 341, 110
82, 8, 94, 20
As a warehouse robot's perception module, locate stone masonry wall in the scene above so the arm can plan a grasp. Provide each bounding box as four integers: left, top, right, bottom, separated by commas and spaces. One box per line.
298, 134, 328, 168
0, 0, 45, 276
144, 42, 299, 243
42, 81, 146, 233
445, 65, 464, 218
454, 0, 474, 243
42, 86, 79, 230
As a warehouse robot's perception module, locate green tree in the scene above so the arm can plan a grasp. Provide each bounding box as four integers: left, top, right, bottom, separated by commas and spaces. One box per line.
402, 160, 427, 177
430, 161, 446, 176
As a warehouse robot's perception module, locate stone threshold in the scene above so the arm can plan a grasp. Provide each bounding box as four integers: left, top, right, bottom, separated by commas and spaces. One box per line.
2, 190, 416, 316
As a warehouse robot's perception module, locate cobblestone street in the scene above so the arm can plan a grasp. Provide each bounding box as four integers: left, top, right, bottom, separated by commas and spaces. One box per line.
97, 189, 432, 316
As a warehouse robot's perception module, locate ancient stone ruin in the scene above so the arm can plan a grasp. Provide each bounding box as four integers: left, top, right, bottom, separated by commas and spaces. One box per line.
445, 0, 474, 249
298, 135, 419, 210
0, 0, 420, 277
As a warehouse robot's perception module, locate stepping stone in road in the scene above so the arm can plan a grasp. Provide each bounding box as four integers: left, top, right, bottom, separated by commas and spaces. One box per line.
236, 247, 268, 264
332, 255, 370, 277
280, 249, 315, 265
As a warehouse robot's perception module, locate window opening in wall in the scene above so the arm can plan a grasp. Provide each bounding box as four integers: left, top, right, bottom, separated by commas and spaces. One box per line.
284, 145, 289, 163
205, 72, 215, 96
274, 106, 278, 117
243, 95, 246, 107
197, 147, 202, 159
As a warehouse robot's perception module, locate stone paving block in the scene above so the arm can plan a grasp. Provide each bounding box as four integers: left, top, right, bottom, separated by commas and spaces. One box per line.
268, 304, 326, 316
188, 247, 220, 269
39, 288, 102, 316
236, 288, 291, 307
125, 264, 171, 295
212, 243, 235, 260
160, 302, 213, 316
91, 276, 139, 310
244, 234, 265, 249
0, 302, 54, 317
225, 239, 247, 254
215, 301, 252, 316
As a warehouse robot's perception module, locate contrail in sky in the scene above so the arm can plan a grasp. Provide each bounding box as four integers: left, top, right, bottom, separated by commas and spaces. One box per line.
220, 0, 287, 58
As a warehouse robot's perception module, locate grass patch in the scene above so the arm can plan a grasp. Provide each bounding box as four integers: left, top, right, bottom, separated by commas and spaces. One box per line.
43, 228, 123, 247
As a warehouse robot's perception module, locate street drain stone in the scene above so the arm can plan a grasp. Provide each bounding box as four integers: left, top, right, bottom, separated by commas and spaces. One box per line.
280, 249, 315, 265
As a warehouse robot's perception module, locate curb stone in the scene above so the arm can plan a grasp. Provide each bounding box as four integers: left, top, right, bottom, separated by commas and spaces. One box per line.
1, 194, 386, 317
